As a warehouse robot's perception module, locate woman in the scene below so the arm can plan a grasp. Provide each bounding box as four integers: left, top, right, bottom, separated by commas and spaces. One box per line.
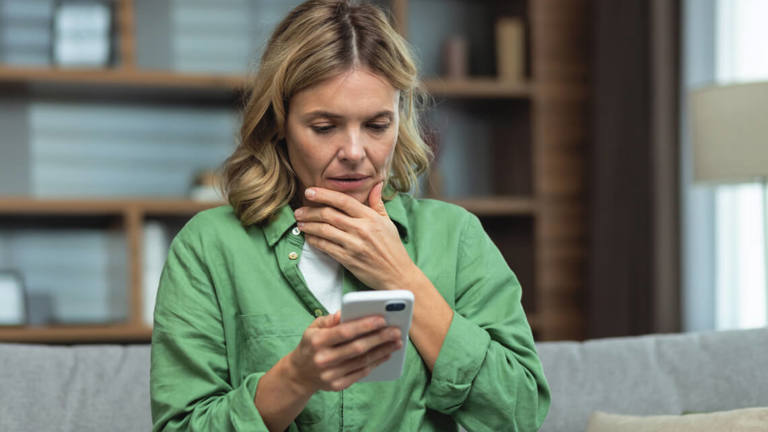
150, 1, 550, 431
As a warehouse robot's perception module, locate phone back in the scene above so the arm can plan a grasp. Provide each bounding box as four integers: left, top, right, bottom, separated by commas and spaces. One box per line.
340, 290, 414, 382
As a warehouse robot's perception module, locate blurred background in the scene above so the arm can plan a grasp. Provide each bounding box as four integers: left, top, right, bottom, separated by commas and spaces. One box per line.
0, 0, 765, 344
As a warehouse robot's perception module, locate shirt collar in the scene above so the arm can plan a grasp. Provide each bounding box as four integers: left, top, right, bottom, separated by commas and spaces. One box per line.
261, 186, 411, 248
383, 186, 410, 243
262, 203, 297, 248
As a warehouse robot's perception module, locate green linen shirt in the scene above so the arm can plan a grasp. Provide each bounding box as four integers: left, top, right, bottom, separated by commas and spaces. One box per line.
150, 192, 550, 431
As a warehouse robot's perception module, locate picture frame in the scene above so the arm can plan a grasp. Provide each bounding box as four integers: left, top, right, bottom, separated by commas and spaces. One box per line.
0, 270, 28, 326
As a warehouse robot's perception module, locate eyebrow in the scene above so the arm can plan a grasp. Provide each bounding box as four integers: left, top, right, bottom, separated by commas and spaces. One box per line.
301, 110, 394, 122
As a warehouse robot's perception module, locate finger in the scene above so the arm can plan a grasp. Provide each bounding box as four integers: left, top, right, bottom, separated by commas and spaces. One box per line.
300, 221, 358, 248
323, 326, 402, 367
321, 339, 400, 382
367, 182, 387, 216
328, 349, 397, 391
312, 315, 388, 349
296, 204, 359, 233
305, 187, 375, 218
305, 234, 350, 265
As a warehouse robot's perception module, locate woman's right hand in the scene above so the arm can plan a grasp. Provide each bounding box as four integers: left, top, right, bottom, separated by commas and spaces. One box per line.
286, 311, 403, 393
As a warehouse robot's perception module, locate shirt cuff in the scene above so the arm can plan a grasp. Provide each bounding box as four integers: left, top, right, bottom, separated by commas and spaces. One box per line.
425, 311, 491, 414
231, 372, 270, 430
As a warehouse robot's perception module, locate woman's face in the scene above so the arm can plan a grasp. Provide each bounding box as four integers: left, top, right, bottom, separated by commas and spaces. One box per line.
285, 67, 400, 206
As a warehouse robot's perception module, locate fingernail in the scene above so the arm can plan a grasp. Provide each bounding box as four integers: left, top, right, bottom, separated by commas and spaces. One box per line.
305, 188, 315, 198
297, 222, 304, 228
294, 208, 303, 218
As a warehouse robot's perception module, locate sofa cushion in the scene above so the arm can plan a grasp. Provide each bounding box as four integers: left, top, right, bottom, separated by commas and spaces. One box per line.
586, 407, 768, 432
0, 343, 151, 432
535, 327, 768, 432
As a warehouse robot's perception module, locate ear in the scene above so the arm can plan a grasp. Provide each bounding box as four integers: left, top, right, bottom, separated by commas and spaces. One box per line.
368, 182, 387, 216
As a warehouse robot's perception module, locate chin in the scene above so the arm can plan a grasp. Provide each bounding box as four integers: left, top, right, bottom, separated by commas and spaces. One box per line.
347, 191, 368, 204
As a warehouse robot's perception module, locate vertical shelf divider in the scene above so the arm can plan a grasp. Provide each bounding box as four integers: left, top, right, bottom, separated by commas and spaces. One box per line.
117, 0, 137, 69
125, 204, 144, 327
392, 0, 409, 37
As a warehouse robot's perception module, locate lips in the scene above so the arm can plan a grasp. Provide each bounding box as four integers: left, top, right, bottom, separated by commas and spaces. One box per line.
325, 174, 371, 192
328, 175, 368, 181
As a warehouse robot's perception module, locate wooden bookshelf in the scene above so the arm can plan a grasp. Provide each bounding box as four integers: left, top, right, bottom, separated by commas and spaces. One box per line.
0, 313, 544, 344
0, 198, 223, 215
0, 66, 243, 90
0, 0, 588, 343
0, 324, 152, 344
450, 196, 536, 216
424, 78, 533, 99
0, 66, 532, 101
0, 197, 533, 218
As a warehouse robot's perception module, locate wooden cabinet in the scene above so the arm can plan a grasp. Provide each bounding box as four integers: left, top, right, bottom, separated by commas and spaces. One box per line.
0, 0, 587, 343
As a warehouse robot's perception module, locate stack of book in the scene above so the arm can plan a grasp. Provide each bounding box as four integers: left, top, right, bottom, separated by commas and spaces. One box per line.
0, 0, 54, 66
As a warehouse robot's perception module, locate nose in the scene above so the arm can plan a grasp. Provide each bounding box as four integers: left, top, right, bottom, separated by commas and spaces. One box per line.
338, 129, 365, 163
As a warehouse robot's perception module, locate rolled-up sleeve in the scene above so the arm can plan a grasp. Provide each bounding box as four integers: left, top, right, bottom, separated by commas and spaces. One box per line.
424, 213, 551, 432
150, 227, 269, 432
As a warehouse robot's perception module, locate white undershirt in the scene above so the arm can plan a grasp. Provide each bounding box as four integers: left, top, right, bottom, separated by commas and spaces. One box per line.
298, 240, 343, 314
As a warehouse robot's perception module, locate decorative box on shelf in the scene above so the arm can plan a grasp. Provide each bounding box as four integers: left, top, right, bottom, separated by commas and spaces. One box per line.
52, 1, 112, 67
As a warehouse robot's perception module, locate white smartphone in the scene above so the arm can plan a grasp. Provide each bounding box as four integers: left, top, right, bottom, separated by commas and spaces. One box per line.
340, 290, 414, 382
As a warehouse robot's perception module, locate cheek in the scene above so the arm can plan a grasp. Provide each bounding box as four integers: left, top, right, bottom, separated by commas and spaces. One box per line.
376, 132, 398, 169
287, 132, 334, 178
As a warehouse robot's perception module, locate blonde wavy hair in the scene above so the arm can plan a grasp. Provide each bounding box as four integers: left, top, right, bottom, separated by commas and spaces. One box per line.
219, 0, 432, 226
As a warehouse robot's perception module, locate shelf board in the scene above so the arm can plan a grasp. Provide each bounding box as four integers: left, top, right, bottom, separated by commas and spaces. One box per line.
0, 65, 244, 90
0, 65, 244, 102
0, 197, 534, 217
0, 324, 152, 344
423, 78, 533, 99
0, 197, 225, 216
449, 196, 536, 216
0, 66, 532, 100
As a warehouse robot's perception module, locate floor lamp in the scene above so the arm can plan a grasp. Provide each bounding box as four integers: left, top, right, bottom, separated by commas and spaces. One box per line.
690, 81, 768, 325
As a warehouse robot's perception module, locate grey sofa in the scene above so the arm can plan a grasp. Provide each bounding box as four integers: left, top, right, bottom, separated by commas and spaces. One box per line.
1, 327, 766, 432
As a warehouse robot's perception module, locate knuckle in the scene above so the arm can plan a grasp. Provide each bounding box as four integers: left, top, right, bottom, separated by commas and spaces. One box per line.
353, 341, 367, 355
309, 334, 323, 350
313, 353, 326, 367
319, 370, 333, 382
337, 327, 352, 341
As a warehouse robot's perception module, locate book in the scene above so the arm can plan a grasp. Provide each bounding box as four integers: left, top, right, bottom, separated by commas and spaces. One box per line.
496, 17, 525, 83
142, 221, 168, 327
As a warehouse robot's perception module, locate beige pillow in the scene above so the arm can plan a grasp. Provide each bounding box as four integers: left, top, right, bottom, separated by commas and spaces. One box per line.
586, 407, 768, 432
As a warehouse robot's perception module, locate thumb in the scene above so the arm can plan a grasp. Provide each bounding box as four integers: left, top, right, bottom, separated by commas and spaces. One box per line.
368, 182, 387, 216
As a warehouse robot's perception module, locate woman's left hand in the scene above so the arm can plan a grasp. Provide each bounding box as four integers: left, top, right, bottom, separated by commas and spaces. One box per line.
294, 183, 417, 291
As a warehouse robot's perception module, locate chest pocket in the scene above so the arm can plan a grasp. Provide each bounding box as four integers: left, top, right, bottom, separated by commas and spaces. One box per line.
237, 313, 335, 426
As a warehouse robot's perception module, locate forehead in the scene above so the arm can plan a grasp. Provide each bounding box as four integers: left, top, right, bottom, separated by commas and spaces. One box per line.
290, 68, 399, 117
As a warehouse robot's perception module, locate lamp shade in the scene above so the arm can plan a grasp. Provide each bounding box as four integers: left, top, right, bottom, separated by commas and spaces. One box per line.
690, 81, 768, 183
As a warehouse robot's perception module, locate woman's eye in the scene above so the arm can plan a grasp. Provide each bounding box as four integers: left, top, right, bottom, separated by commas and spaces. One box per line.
367, 123, 390, 132
311, 125, 335, 134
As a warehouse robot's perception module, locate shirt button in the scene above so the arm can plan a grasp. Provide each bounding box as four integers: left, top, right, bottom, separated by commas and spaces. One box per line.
314, 309, 324, 317
291, 227, 301, 236
288, 251, 298, 260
